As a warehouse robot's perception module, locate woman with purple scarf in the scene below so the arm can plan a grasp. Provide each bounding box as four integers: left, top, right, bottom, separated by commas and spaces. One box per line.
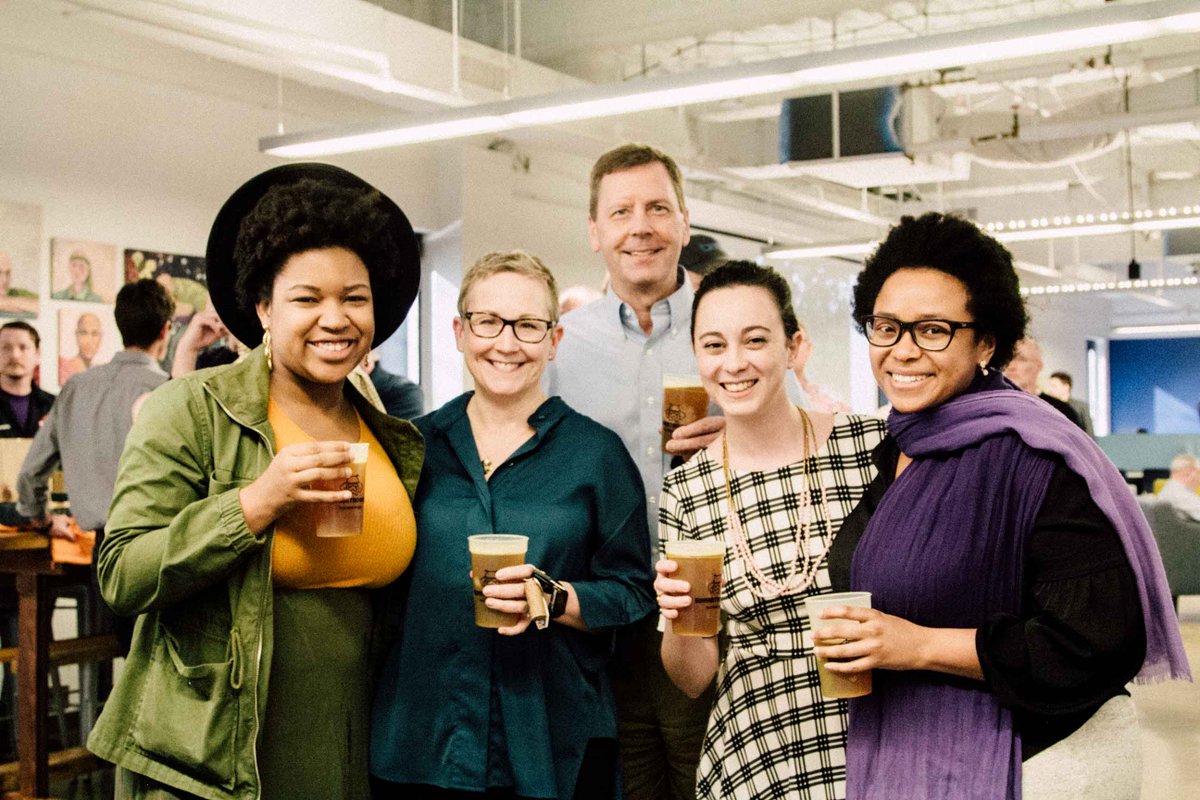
814, 212, 1190, 799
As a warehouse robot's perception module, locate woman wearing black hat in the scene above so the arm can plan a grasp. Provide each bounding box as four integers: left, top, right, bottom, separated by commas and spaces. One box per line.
86, 164, 424, 800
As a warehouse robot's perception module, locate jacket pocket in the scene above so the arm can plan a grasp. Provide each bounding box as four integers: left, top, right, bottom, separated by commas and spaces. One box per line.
132, 623, 242, 790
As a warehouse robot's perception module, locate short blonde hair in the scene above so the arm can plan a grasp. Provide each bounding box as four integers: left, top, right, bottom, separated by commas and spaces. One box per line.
458, 250, 559, 320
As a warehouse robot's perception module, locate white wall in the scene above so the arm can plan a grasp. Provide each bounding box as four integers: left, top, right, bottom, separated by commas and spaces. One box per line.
1026, 293, 1114, 396
0, 11, 462, 390
460, 146, 599, 290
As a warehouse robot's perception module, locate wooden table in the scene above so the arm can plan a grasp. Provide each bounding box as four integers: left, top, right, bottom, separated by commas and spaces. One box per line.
0, 531, 112, 800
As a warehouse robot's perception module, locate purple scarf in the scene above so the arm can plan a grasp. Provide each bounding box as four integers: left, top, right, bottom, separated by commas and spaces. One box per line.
847, 372, 1190, 800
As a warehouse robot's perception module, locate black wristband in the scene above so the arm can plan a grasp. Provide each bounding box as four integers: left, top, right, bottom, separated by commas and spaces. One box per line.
530, 566, 568, 619
547, 584, 568, 618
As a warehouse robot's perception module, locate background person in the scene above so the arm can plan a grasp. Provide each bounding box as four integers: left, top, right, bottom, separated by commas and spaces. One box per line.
17, 278, 175, 661
1046, 370, 1094, 436
0, 320, 53, 437
371, 251, 655, 799
1003, 338, 1084, 430
85, 163, 423, 800
655, 261, 885, 799
1157, 453, 1200, 521
820, 212, 1188, 799
790, 320, 850, 414
557, 284, 603, 316
678, 234, 726, 289
169, 307, 234, 377
363, 348, 423, 420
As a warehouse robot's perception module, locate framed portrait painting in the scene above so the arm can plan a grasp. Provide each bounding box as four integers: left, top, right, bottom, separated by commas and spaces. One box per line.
0, 200, 43, 318
51, 238, 118, 304
57, 305, 119, 386
124, 248, 208, 321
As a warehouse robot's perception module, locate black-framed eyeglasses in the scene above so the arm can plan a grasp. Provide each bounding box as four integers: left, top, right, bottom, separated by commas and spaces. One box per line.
860, 315, 977, 352
462, 312, 556, 343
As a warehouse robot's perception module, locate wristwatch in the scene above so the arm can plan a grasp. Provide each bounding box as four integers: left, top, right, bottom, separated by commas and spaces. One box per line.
529, 566, 568, 621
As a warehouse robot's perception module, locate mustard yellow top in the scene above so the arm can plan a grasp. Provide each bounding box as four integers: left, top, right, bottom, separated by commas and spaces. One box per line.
268, 398, 416, 589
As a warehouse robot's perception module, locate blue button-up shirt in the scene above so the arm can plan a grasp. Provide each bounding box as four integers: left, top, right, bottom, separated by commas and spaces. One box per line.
547, 273, 701, 541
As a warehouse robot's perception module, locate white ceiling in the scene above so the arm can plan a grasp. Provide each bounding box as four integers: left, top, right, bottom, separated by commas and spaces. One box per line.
7, 0, 1200, 324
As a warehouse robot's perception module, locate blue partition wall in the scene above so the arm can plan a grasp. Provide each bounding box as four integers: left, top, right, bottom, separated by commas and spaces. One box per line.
1110, 337, 1200, 433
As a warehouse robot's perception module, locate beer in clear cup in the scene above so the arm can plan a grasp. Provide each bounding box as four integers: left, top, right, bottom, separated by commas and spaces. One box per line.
469, 534, 529, 628
664, 539, 725, 636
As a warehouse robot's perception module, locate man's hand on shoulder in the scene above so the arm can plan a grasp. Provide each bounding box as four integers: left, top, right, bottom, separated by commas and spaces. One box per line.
664, 415, 725, 460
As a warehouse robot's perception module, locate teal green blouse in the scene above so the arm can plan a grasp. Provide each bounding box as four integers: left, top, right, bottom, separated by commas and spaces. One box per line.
370, 393, 656, 799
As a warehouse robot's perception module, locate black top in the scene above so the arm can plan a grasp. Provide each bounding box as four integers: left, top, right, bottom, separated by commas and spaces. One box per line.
369, 367, 424, 421
832, 435, 1145, 760
1039, 392, 1085, 430
0, 385, 55, 438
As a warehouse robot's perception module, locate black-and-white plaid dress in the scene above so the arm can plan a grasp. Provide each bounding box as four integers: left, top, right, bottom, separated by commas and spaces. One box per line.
659, 414, 885, 800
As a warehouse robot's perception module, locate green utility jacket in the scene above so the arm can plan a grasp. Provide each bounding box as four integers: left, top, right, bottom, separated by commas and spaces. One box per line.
86, 347, 424, 800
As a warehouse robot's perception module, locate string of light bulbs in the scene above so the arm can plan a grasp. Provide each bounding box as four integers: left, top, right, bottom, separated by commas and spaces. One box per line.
1021, 275, 1200, 297
766, 204, 1200, 260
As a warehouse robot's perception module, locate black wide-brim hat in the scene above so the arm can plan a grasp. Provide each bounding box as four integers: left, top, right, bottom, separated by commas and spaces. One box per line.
205, 162, 420, 348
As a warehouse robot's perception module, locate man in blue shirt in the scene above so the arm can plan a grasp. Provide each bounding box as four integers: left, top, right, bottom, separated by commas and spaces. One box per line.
547, 144, 717, 800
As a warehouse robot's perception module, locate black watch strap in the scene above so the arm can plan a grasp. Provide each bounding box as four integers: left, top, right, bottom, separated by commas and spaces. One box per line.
547, 584, 568, 618
530, 566, 568, 620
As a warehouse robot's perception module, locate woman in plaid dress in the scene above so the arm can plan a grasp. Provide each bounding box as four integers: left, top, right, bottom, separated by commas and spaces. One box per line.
655, 261, 884, 799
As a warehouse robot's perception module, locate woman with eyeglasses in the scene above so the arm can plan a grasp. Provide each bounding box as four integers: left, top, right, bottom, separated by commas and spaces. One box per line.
814, 212, 1188, 799
371, 251, 656, 800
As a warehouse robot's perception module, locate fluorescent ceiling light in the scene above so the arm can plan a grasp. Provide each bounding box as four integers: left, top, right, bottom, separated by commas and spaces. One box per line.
262, 0, 1200, 156
766, 242, 877, 260
1112, 323, 1200, 335
266, 115, 511, 158
505, 75, 800, 126
1013, 261, 1062, 279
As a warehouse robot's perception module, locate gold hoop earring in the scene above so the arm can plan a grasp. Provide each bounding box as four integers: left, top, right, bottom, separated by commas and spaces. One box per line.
263, 326, 273, 372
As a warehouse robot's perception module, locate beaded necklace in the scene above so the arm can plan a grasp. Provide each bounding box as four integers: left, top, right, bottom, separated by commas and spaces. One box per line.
721, 407, 833, 599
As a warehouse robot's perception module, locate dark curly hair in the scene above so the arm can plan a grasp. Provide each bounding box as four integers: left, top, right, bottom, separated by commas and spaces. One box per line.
232, 177, 406, 320
851, 212, 1027, 368
692, 260, 799, 340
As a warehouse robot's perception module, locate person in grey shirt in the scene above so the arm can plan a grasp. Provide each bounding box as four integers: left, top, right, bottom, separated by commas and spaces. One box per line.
546, 143, 721, 800
17, 279, 175, 653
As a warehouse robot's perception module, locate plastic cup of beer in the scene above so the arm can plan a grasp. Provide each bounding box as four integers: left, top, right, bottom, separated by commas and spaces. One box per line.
663, 539, 725, 637
468, 534, 529, 628
662, 374, 709, 452
805, 591, 873, 699
314, 443, 370, 538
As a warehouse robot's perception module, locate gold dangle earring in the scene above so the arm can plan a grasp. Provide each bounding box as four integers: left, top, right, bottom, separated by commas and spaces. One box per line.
263, 326, 273, 372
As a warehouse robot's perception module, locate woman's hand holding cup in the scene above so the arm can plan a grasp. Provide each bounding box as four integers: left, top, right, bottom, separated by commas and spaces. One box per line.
239, 441, 353, 533
480, 563, 534, 636
654, 558, 693, 621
